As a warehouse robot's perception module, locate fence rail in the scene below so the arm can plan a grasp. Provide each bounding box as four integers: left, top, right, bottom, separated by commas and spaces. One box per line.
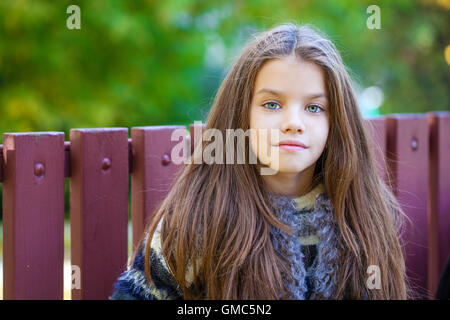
0, 112, 449, 300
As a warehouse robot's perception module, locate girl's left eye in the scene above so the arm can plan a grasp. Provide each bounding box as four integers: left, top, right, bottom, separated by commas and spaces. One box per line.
307, 104, 324, 113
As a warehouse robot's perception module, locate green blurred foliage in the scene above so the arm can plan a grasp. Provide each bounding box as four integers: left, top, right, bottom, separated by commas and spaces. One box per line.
0, 0, 448, 142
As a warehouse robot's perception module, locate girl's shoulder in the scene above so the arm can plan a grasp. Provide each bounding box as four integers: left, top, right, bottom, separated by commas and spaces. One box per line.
109, 218, 184, 300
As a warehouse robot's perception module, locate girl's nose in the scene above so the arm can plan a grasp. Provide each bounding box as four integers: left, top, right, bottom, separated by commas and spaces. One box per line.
280, 105, 306, 134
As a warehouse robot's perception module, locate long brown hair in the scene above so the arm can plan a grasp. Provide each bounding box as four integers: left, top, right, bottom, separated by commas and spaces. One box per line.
135, 22, 412, 299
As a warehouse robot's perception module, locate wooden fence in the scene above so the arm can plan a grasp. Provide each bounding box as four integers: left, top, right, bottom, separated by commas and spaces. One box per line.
0, 112, 449, 300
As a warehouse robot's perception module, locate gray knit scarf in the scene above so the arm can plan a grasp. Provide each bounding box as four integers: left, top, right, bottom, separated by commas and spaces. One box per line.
268, 190, 344, 300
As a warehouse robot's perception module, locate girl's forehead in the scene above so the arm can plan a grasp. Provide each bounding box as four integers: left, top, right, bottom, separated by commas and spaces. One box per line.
253, 58, 327, 100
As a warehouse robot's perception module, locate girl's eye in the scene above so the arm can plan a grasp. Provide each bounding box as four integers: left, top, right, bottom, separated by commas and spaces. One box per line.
307, 104, 324, 113
261, 102, 324, 113
262, 101, 281, 110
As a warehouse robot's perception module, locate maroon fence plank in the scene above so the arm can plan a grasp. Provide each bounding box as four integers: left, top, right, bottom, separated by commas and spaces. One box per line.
427, 111, 450, 298
0, 144, 3, 182
2, 132, 65, 299
365, 116, 387, 183
386, 114, 429, 299
130, 126, 187, 249
70, 128, 129, 300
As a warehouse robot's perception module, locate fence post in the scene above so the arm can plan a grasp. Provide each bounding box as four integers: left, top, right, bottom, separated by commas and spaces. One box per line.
2, 132, 65, 299
70, 128, 129, 300
130, 126, 187, 250
427, 111, 450, 298
386, 114, 429, 299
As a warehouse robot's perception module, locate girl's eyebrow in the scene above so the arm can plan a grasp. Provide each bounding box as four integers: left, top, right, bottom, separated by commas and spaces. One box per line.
256, 88, 328, 100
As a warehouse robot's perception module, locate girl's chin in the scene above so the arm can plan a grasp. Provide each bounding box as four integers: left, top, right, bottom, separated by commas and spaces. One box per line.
276, 167, 305, 173
267, 163, 306, 173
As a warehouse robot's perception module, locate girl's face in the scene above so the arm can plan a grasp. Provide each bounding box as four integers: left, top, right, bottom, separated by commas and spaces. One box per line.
249, 56, 330, 176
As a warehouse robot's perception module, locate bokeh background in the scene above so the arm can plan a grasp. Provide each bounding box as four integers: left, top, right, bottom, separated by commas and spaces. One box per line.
0, 0, 449, 299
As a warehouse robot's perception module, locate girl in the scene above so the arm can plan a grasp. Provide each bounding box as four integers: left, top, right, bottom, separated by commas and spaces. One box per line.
110, 22, 411, 300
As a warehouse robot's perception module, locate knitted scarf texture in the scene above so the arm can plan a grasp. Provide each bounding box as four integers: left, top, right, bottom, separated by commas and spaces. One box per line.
268, 187, 344, 300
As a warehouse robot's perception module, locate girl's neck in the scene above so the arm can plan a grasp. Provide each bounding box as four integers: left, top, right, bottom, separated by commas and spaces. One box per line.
260, 164, 316, 197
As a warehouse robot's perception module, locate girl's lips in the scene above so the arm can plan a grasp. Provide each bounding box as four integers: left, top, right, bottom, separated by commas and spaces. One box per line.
278, 144, 307, 152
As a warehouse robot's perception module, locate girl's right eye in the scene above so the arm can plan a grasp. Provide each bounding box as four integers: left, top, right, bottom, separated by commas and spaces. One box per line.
262, 101, 281, 111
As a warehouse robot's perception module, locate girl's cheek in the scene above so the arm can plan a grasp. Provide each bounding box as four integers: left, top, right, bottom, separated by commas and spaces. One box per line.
249, 129, 275, 166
